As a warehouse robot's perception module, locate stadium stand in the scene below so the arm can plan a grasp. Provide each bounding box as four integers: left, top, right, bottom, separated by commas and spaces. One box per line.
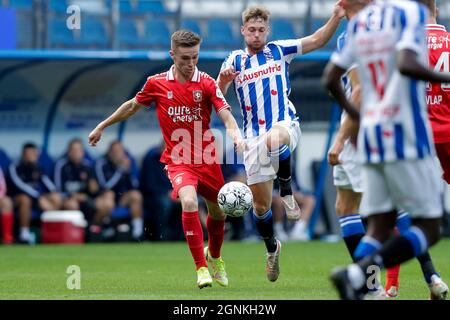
119, 0, 171, 15
116, 18, 140, 49
143, 18, 172, 48
180, 18, 202, 36
270, 19, 298, 41
203, 18, 239, 49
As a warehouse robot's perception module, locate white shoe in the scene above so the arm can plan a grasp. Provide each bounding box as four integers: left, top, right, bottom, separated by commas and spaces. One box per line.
280, 195, 301, 220
429, 275, 448, 300
289, 220, 309, 241
197, 267, 213, 289
290, 229, 310, 241
266, 239, 281, 282
364, 287, 386, 300
274, 224, 289, 242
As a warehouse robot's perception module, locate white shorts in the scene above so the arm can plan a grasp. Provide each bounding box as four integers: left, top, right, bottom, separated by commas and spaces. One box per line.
244, 119, 301, 186
333, 140, 363, 193
359, 157, 443, 218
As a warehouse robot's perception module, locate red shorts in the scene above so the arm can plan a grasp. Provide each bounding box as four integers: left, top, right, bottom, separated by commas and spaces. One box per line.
165, 163, 225, 203
435, 142, 450, 184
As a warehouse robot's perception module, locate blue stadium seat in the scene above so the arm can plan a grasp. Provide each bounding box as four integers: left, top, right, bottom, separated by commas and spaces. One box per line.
116, 18, 140, 48
143, 19, 171, 48
8, 0, 33, 10
38, 150, 55, 178
48, 0, 68, 14
16, 12, 33, 48
204, 19, 237, 49
48, 18, 76, 47
181, 19, 202, 37
79, 16, 109, 48
119, 0, 169, 14
270, 19, 297, 41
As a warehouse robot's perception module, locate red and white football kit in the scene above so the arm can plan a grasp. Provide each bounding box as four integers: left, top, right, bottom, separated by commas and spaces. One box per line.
134, 65, 230, 201
426, 24, 450, 183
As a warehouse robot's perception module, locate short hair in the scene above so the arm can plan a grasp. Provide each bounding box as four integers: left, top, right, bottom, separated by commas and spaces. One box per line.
171, 29, 202, 50
22, 142, 37, 151
242, 5, 270, 25
68, 138, 82, 148
419, 0, 436, 13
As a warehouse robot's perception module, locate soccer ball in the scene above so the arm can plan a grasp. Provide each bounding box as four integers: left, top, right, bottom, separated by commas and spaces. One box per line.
217, 181, 253, 217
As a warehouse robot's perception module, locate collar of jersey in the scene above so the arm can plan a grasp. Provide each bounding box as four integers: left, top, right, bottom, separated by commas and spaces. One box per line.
167, 65, 200, 82
426, 24, 447, 32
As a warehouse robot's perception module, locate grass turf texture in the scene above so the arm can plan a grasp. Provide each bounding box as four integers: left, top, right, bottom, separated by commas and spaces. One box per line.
0, 239, 449, 300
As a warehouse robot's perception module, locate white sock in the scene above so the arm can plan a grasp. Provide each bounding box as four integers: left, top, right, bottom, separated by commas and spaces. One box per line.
293, 220, 307, 232
347, 264, 366, 290
20, 227, 30, 241
132, 218, 143, 238
274, 222, 285, 232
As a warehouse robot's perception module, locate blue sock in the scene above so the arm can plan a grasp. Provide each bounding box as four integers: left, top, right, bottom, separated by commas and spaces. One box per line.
269, 144, 291, 161
354, 236, 382, 261
252, 209, 277, 252
402, 226, 428, 257
339, 214, 366, 261
396, 210, 412, 234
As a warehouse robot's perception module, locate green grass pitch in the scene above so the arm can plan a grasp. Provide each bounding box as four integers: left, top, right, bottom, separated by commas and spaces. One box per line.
0, 239, 449, 300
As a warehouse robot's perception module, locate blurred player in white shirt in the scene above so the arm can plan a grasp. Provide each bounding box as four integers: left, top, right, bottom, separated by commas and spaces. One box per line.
323, 0, 450, 300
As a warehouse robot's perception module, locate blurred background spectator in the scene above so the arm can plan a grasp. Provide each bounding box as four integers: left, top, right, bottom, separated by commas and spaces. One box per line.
95, 140, 144, 241
0, 166, 14, 244
7, 143, 62, 244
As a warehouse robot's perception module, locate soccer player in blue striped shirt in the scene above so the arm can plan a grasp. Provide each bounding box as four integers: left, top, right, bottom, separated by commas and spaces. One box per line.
217, 2, 346, 282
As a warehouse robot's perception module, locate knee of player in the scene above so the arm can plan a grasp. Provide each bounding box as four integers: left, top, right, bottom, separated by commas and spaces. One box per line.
0, 196, 13, 211
180, 197, 198, 212
16, 194, 32, 206
335, 198, 357, 216
253, 200, 271, 215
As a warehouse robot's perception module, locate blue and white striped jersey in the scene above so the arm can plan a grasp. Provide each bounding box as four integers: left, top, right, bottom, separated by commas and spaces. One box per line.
336, 31, 356, 125
221, 40, 302, 138
331, 0, 434, 164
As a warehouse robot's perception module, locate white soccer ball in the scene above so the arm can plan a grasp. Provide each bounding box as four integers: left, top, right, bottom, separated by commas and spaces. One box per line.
217, 181, 253, 218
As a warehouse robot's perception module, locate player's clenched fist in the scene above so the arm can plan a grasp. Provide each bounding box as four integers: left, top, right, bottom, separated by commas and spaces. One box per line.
88, 127, 103, 147
328, 140, 344, 166
219, 66, 240, 84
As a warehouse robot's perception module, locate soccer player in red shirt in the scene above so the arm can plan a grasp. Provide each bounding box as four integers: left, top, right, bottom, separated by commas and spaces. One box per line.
88, 30, 244, 289
425, 0, 450, 184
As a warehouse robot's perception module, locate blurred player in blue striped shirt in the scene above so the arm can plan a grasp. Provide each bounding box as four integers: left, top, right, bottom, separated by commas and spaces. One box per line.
323, 0, 450, 300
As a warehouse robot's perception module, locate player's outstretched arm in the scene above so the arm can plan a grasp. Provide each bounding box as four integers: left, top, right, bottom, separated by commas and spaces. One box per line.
88, 98, 143, 147
322, 62, 360, 121
398, 49, 450, 83
217, 66, 240, 95
301, 0, 346, 54
218, 109, 246, 153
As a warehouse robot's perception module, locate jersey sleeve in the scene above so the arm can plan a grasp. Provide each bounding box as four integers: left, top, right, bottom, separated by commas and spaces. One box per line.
270, 39, 303, 63
220, 51, 236, 72
330, 20, 357, 71
134, 76, 157, 107
336, 31, 357, 71
395, 3, 428, 55
207, 78, 230, 114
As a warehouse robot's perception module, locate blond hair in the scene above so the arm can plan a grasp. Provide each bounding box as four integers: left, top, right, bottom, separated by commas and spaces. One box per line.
242, 5, 270, 25
171, 29, 202, 50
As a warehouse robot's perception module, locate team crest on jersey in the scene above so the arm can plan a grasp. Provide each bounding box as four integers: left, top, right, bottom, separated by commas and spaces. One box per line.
167, 91, 173, 99
263, 50, 273, 61
174, 175, 183, 185
193, 90, 202, 103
